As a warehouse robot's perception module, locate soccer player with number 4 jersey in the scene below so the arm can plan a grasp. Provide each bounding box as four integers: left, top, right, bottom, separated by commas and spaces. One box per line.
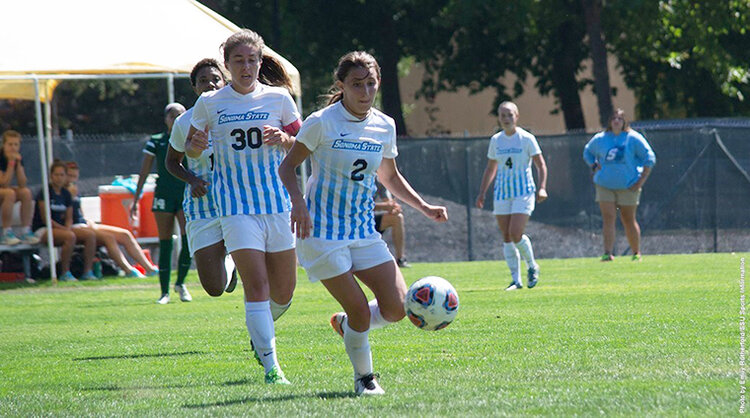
185, 30, 301, 385
279, 51, 448, 396
476, 101, 548, 291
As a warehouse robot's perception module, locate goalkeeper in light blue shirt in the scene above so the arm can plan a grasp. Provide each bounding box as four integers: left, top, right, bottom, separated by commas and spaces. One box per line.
583, 108, 655, 262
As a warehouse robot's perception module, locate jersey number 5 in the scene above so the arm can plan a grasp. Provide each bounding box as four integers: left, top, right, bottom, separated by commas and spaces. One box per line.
505, 157, 513, 169
351, 159, 367, 181
231, 127, 263, 151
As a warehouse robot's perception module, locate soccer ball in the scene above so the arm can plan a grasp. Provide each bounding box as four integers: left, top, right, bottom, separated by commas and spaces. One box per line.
404, 276, 459, 331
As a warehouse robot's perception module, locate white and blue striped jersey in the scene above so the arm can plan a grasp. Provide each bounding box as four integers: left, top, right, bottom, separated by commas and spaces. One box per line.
487, 127, 541, 200
191, 83, 301, 216
296, 102, 398, 240
169, 108, 218, 222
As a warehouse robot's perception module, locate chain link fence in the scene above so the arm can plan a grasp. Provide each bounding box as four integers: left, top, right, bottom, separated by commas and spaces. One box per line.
19, 120, 750, 260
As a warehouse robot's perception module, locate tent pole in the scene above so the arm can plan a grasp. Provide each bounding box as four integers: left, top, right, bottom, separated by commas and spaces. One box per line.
44, 98, 53, 168
167, 73, 175, 103
33, 76, 57, 282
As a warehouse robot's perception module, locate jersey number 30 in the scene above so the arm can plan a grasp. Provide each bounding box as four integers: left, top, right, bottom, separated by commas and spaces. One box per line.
231, 127, 263, 151
351, 159, 367, 181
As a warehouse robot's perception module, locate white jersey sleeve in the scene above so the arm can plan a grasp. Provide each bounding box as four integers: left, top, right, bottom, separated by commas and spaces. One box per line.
169, 110, 190, 153
190, 94, 210, 132
487, 133, 500, 160
280, 91, 301, 127
295, 113, 324, 152
525, 132, 542, 156
382, 118, 398, 159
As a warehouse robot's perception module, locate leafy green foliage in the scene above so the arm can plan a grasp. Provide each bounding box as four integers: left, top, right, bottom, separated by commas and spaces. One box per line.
605, 0, 750, 119
0, 253, 739, 415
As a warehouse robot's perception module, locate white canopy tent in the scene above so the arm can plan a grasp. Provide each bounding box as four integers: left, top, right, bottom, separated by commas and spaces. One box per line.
0, 0, 303, 281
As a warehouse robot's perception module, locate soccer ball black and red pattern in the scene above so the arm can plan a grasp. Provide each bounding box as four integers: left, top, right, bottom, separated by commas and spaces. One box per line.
405, 276, 459, 331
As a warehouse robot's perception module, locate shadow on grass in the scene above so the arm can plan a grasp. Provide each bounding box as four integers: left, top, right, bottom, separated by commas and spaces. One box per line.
73, 350, 205, 361
82, 382, 195, 391
183, 391, 356, 408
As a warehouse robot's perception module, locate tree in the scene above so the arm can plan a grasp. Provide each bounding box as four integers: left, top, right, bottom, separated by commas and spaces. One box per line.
420, 0, 589, 131
582, 0, 613, 127
605, 0, 750, 119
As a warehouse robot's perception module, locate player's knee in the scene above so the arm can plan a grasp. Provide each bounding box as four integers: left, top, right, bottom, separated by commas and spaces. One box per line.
17, 187, 31, 200
347, 303, 371, 327
204, 284, 223, 297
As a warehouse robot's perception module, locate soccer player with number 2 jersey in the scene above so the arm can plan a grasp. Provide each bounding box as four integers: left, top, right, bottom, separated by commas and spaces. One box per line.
476, 101, 548, 291
279, 51, 448, 396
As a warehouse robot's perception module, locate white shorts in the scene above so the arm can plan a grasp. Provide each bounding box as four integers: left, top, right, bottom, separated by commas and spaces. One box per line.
493, 193, 536, 216
297, 234, 394, 283
186, 217, 223, 256
220, 212, 295, 254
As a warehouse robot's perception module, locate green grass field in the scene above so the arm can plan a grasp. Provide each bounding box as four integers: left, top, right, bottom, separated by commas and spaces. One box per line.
0, 253, 742, 416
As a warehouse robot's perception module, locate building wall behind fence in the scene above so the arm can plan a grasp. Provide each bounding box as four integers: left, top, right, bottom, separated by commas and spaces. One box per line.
19, 124, 750, 260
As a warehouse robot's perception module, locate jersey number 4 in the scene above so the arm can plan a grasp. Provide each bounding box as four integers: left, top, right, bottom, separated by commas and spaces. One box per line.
351, 159, 367, 181
231, 127, 263, 151
504, 157, 513, 169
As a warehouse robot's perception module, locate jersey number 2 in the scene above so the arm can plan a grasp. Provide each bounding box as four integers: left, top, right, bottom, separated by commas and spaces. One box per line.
351, 159, 367, 181
231, 127, 262, 151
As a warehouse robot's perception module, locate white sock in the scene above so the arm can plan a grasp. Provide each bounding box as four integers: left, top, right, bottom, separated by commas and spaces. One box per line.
224, 255, 235, 291
21, 226, 31, 234
514, 234, 538, 269
270, 298, 292, 321
343, 321, 373, 380
244, 300, 278, 373
368, 299, 392, 330
3, 228, 11, 234
503, 242, 521, 285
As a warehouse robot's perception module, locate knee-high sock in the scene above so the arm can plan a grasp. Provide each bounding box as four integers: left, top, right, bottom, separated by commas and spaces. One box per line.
270, 298, 292, 321
368, 299, 392, 331
245, 300, 278, 373
158, 239, 173, 294
176, 235, 191, 286
503, 242, 521, 285
514, 234, 538, 269
343, 321, 373, 380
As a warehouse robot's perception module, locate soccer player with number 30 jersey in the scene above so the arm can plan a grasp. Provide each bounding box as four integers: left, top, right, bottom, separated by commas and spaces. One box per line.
185, 30, 301, 386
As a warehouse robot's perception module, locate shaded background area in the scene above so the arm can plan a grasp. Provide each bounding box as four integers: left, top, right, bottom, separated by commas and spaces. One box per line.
17, 120, 750, 260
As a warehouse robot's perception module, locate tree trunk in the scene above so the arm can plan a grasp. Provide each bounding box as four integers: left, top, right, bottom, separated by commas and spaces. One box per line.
582, 0, 613, 128
378, 16, 408, 136
551, 23, 586, 131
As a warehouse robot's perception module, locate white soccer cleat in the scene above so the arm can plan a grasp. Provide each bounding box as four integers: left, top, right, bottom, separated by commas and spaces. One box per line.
175, 284, 192, 302
354, 373, 385, 396
224, 255, 237, 293
505, 281, 523, 291
157, 293, 170, 304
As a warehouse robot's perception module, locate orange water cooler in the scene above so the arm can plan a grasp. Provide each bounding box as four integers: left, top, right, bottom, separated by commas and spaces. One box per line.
99, 184, 157, 237
99, 185, 136, 234
137, 184, 158, 238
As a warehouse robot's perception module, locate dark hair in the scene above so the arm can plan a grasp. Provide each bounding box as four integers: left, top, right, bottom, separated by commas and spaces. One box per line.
259, 54, 293, 94
189, 58, 226, 87
606, 108, 631, 132
325, 51, 381, 106
50, 160, 67, 175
